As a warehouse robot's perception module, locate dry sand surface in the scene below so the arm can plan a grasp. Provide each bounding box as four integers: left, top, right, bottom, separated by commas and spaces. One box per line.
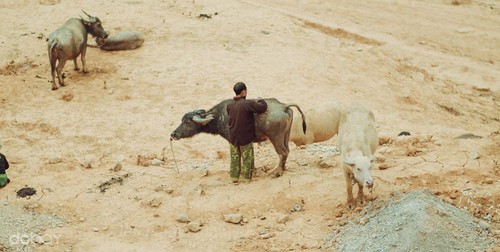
0, 0, 499, 251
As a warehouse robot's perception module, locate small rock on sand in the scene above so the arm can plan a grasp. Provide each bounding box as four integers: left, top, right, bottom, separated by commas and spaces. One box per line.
224, 214, 243, 224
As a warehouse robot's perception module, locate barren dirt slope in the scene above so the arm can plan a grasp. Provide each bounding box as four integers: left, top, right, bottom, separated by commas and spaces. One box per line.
0, 0, 499, 251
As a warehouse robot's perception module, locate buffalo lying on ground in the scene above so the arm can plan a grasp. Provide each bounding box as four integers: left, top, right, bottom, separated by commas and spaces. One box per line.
47, 11, 108, 90
170, 98, 306, 177
95, 31, 144, 51
337, 104, 378, 209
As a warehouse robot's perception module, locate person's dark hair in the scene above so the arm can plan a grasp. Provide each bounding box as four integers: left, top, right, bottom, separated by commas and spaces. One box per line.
233, 82, 247, 95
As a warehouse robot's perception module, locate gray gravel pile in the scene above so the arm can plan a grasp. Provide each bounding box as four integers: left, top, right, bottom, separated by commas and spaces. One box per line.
0, 204, 65, 251
329, 190, 496, 252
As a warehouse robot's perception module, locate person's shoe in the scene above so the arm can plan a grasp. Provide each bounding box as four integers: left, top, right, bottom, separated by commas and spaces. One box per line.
7, 178, 10, 184
231, 177, 239, 184
242, 178, 251, 183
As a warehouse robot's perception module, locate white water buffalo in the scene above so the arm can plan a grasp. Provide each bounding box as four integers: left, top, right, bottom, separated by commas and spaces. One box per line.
95, 31, 144, 51
170, 98, 306, 177
289, 102, 345, 146
336, 104, 378, 209
47, 11, 108, 90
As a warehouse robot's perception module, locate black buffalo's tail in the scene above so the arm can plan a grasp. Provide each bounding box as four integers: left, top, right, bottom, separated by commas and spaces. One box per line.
285, 104, 307, 134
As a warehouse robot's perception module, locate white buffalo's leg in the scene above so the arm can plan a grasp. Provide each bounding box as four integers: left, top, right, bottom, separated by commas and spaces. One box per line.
343, 165, 355, 209
357, 183, 364, 206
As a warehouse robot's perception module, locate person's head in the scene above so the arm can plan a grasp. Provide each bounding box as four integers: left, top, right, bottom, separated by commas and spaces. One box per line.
233, 82, 247, 97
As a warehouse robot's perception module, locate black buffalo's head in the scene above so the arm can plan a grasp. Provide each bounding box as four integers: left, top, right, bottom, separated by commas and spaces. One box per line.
170, 110, 214, 140
81, 10, 109, 39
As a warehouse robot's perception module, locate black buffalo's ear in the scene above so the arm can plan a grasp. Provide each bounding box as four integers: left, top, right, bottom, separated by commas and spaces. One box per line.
193, 109, 207, 115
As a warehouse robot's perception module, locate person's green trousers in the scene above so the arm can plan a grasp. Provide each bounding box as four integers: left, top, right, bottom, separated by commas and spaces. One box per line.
0, 173, 9, 188
229, 142, 254, 182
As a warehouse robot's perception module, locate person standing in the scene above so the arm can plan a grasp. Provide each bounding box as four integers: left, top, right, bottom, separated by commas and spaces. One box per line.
227, 82, 267, 183
0, 144, 10, 188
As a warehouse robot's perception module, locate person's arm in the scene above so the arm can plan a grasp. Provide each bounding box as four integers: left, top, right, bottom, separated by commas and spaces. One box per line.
247, 99, 267, 113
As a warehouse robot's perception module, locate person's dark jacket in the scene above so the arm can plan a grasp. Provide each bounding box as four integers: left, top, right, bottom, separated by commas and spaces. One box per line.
0, 153, 9, 174
227, 97, 267, 146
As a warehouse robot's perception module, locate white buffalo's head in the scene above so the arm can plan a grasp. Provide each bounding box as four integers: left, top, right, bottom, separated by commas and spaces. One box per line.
344, 154, 374, 188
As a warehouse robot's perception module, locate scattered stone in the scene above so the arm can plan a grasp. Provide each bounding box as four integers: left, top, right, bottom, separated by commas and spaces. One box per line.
47, 158, 63, 164
150, 159, 163, 166
176, 213, 191, 223
34, 235, 44, 245
449, 190, 460, 199
378, 163, 390, 170
468, 152, 480, 160
472, 86, 490, 92
398, 131, 411, 137
374, 154, 386, 163
187, 221, 202, 232
82, 161, 92, 169
478, 221, 489, 230
259, 230, 271, 239
275, 223, 285, 231
242, 218, 249, 224
297, 160, 308, 166
456, 28, 474, 33
79, 217, 86, 222
276, 214, 289, 224
260, 233, 271, 239
292, 203, 303, 212
17, 187, 37, 198
316, 158, 337, 168
456, 133, 482, 139
359, 218, 368, 225
102, 226, 109, 231
224, 214, 243, 224
93, 227, 100, 232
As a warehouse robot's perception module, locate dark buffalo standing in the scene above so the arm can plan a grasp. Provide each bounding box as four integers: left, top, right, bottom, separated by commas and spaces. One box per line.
170, 98, 307, 177
47, 11, 108, 90
95, 31, 144, 51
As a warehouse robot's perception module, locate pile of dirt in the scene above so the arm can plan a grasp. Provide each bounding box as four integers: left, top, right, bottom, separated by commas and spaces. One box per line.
329, 190, 495, 251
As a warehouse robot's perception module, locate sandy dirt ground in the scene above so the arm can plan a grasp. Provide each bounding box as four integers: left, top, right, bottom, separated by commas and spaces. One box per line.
0, 0, 499, 251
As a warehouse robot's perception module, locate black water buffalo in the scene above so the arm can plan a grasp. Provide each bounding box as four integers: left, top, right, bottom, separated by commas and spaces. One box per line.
47, 11, 108, 90
170, 98, 307, 177
95, 31, 144, 51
